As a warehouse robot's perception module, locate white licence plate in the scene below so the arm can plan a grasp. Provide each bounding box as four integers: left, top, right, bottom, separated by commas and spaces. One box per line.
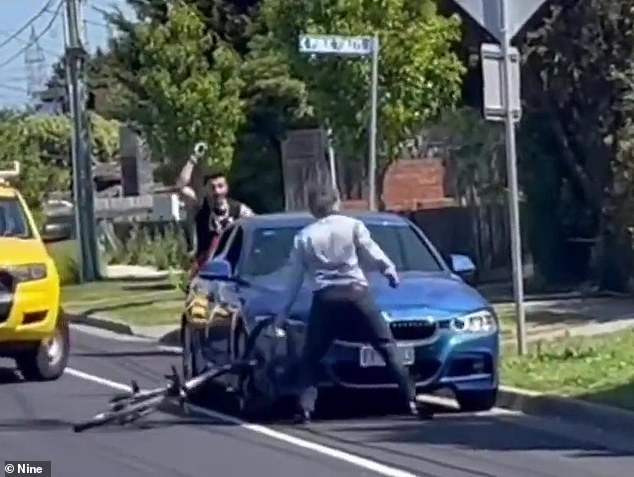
359, 345, 415, 368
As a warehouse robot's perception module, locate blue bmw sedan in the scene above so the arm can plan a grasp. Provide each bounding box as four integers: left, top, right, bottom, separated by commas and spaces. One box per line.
184, 211, 499, 415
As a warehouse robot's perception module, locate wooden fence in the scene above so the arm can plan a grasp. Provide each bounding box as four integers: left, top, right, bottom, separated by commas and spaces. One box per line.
403, 204, 530, 281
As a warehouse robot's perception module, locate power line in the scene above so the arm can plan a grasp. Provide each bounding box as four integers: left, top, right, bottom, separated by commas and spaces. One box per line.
0, 29, 61, 57
0, 83, 28, 93
0, 0, 64, 70
0, 0, 56, 51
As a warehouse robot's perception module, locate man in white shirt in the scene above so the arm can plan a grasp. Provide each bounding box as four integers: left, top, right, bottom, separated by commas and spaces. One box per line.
275, 185, 430, 423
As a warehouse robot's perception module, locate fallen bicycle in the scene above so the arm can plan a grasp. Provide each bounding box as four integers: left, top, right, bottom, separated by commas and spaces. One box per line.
72, 317, 293, 432
72, 360, 260, 432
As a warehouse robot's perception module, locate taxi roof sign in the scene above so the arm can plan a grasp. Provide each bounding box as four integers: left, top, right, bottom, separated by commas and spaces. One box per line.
0, 161, 20, 183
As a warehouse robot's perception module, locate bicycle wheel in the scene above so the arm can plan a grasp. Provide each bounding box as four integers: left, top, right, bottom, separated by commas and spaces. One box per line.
73, 395, 164, 432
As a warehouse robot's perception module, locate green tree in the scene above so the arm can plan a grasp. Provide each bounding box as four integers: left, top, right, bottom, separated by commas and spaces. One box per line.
108, 3, 245, 179
256, 0, 465, 204
0, 112, 121, 211
518, 0, 634, 290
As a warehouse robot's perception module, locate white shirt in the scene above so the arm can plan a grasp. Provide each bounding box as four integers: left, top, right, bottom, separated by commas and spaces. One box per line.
279, 214, 397, 314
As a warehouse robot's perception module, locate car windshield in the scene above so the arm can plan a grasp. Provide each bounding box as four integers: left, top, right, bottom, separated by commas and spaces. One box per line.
0, 197, 31, 238
242, 223, 442, 277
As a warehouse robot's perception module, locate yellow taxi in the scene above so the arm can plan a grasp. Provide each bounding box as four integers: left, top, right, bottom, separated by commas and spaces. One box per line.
0, 162, 69, 380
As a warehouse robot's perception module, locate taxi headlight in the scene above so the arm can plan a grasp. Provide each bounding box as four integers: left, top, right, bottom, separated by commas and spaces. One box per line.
3, 263, 47, 283
451, 310, 497, 334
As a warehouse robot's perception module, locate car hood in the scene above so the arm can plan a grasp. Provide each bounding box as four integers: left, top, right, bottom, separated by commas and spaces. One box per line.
243, 271, 489, 321
0, 238, 48, 266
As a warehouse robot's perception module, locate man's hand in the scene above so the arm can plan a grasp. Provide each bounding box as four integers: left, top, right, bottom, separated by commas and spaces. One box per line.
192, 142, 208, 162
385, 268, 400, 288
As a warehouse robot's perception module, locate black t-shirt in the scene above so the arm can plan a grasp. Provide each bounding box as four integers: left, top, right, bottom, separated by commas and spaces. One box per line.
194, 198, 242, 258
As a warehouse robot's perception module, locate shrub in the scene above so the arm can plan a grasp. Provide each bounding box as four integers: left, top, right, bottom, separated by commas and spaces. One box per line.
46, 240, 79, 286
105, 222, 191, 272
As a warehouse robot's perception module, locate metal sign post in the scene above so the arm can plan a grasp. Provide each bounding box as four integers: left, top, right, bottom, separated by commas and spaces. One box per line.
454, 0, 547, 355
299, 33, 380, 210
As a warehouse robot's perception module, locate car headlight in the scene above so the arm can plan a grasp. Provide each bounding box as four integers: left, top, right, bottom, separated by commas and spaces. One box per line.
3, 263, 48, 283
450, 310, 497, 334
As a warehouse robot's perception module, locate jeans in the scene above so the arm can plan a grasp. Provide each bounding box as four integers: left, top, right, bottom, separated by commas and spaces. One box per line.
296, 284, 416, 413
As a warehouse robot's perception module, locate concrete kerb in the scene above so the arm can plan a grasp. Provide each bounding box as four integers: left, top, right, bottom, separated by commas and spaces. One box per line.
497, 386, 634, 436
66, 310, 135, 336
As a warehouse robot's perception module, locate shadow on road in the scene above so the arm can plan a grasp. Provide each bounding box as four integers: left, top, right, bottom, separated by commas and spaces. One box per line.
300, 412, 634, 460
0, 366, 20, 385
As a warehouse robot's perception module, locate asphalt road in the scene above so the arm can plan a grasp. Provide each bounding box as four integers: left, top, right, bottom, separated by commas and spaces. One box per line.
1, 325, 633, 477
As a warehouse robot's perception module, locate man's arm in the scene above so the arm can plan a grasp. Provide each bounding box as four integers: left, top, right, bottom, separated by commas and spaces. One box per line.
354, 220, 397, 277
176, 143, 207, 207
176, 158, 198, 207
277, 233, 306, 319
239, 203, 255, 217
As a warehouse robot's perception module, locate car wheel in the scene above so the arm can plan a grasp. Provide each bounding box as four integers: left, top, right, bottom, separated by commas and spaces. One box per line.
456, 388, 498, 412
16, 314, 70, 381
234, 325, 270, 421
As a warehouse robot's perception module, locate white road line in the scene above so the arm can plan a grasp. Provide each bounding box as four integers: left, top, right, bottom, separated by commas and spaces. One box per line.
65, 368, 132, 392
65, 367, 420, 477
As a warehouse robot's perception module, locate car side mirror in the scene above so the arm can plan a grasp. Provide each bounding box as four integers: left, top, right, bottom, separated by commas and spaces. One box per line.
41, 222, 72, 243
449, 254, 477, 285
198, 258, 232, 280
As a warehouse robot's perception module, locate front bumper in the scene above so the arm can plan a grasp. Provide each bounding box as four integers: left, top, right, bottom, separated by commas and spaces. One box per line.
284, 325, 499, 392
0, 277, 60, 344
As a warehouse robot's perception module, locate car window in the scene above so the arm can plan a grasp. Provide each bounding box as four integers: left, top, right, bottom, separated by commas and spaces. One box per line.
242, 224, 442, 277
0, 197, 32, 239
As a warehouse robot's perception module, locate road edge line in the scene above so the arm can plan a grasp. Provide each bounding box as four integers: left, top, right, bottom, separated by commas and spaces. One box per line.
64, 367, 420, 477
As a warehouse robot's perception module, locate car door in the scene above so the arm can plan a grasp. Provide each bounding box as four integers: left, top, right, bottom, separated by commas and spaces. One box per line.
205, 225, 245, 364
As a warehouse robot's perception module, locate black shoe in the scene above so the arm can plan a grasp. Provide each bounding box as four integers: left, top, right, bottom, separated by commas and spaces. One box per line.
292, 410, 311, 425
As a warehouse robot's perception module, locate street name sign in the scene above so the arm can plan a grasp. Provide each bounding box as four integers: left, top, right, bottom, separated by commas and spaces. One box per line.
299, 34, 374, 56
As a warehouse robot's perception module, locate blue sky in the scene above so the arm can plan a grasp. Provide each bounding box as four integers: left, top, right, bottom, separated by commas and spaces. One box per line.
0, 0, 135, 108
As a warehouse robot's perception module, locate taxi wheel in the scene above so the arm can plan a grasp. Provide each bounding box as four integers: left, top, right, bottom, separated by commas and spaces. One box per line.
17, 315, 70, 381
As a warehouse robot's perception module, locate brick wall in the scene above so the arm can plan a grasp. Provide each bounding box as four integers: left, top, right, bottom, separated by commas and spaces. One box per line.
382, 159, 455, 211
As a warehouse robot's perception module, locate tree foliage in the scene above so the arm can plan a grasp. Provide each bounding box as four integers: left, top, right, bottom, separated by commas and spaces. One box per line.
518, 0, 634, 289
256, 0, 466, 183
108, 3, 246, 176
0, 112, 120, 209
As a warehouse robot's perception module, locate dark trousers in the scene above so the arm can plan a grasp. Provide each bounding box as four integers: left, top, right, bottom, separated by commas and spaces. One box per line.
296, 284, 416, 413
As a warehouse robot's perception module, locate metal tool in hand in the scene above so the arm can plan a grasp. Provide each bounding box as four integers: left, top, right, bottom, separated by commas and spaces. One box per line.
193, 141, 208, 160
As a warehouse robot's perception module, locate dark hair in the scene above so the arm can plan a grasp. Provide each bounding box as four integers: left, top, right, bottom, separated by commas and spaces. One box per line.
203, 169, 227, 185
307, 183, 340, 218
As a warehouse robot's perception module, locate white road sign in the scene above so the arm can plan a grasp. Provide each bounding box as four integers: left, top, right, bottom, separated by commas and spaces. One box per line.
481, 43, 521, 121
454, 0, 546, 43
299, 34, 374, 56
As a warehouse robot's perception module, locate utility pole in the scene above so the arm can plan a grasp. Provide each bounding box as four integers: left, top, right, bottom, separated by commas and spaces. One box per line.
499, 0, 526, 355
367, 34, 379, 212
65, 0, 99, 282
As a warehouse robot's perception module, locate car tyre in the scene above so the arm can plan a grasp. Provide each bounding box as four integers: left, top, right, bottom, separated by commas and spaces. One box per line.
456, 388, 498, 412
16, 313, 69, 381
181, 315, 205, 380
233, 325, 271, 421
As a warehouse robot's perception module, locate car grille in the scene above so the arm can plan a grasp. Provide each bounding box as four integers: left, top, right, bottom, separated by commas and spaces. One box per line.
389, 320, 438, 341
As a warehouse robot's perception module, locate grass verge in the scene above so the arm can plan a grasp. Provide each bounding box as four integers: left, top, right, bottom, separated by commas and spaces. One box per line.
502, 329, 634, 411
494, 303, 594, 340
62, 278, 183, 327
